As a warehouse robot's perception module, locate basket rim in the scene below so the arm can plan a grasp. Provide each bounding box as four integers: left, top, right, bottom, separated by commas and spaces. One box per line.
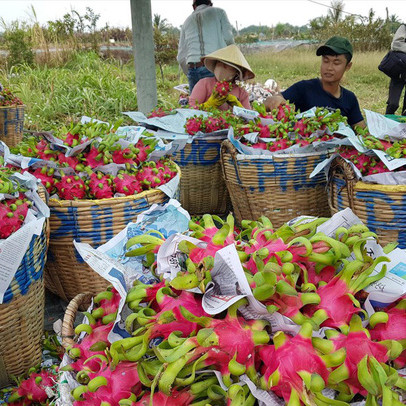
0, 104, 25, 109
48, 162, 181, 207
222, 139, 336, 160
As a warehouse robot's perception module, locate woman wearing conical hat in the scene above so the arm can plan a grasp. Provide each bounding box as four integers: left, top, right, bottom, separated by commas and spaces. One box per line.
189, 44, 255, 111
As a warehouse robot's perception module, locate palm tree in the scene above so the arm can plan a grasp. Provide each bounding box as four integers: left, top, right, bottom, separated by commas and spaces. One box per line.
153, 14, 169, 34
328, 0, 345, 24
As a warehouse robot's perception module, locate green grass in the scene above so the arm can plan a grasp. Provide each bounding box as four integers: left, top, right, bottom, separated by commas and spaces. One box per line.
0, 47, 392, 130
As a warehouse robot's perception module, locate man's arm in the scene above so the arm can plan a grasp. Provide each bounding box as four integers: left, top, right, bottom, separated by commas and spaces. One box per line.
177, 27, 188, 75
264, 94, 286, 112
219, 9, 234, 45
352, 120, 366, 130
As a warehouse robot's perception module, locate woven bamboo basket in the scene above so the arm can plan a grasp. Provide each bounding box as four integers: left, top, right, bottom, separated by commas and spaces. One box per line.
45, 172, 179, 302
0, 220, 48, 387
220, 140, 333, 227
328, 156, 406, 248
172, 136, 230, 215
0, 105, 25, 148
61, 292, 93, 350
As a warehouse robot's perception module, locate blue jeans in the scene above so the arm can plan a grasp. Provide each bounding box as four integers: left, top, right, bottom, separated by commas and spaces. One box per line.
187, 66, 214, 93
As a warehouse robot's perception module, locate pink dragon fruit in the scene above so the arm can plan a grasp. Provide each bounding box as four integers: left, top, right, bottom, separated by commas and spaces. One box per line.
303, 255, 389, 329
134, 389, 194, 406
7, 368, 57, 405
0, 199, 29, 239
111, 147, 138, 165
258, 323, 332, 404
63, 131, 81, 147
134, 139, 154, 164
84, 146, 105, 168
155, 159, 177, 183
55, 174, 86, 200
274, 103, 294, 122
136, 163, 162, 189
293, 118, 313, 137
268, 138, 293, 152
113, 173, 142, 196
313, 315, 394, 397
30, 166, 56, 194
57, 153, 81, 170
153, 299, 269, 392
214, 80, 232, 97
185, 116, 204, 135
86, 172, 114, 199
368, 300, 406, 368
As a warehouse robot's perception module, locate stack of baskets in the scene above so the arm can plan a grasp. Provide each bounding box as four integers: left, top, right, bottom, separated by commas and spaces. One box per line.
0, 220, 48, 387
172, 136, 230, 215
221, 140, 334, 227
45, 176, 179, 303
328, 156, 406, 248
0, 105, 25, 148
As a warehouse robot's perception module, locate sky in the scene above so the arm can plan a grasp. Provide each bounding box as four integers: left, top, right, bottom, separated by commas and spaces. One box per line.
0, 0, 405, 30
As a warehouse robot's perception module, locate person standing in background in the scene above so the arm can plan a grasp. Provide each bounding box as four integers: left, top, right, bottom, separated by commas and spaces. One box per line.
177, 0, 235, 93
385, 24, 406, 116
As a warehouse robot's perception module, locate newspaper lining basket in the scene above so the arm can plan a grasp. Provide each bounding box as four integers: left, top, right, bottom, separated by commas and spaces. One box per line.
45, 180, 178, 303
220, 140, 333, 227
0, 105, 25, 148
0, 220, 48, 388
172, 136, 230, 215
328, 156, 406, 248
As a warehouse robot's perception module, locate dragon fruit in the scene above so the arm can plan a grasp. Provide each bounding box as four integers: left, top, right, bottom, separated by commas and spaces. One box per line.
72, 361, 141, 405
6, 368, 57, 405
57, 153, 81, 170
303, 254, 389, 329
86, 172, 114, 199
153, 299, 269, 392
113, 173, 142, 196
30, 166, 56, 194
134, 389, 195, 406
135, 138, 155, 164
313, 315, 397, 398
0, 198, 30, 239
368, 300, 406, 368
111, 147, 138, 165
268, 138, 293, 152
55, 174, 86, 200
258, 323, 334, 404
185, 116, 204, 135
136, 163, 162, 189
84, 146, 106, 168
214, 80, 232, 97
111, 289, 209, 364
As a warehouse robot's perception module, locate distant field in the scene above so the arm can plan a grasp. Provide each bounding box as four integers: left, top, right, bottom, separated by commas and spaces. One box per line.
0, 46, 391, 130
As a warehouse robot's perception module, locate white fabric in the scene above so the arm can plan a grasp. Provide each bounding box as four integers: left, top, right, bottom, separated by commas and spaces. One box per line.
392, 24, 406, 53
177, 4, 234, 74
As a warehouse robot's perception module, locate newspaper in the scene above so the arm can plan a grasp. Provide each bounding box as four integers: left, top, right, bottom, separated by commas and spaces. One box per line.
233, 105, 260, 121
241, 375, 284, 406
123, 108, 208, 134
73, 200, 190, 341
364, 109, 406, 140
0, 217, 46, 303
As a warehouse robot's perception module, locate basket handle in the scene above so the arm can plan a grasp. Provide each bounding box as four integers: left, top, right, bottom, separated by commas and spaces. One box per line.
327, 156, 357, 213
61, 292, 93, 349
220, 140, 243, 183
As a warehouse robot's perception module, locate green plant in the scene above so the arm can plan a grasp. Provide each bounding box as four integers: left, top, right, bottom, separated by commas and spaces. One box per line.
2, 21, 34, 67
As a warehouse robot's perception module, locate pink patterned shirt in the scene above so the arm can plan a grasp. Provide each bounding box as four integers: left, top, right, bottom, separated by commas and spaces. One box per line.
189, 77, 251, 111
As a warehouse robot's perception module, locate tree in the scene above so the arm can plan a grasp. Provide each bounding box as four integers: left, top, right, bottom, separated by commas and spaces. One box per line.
328, 0, 345, 24
153, 14, 169, 34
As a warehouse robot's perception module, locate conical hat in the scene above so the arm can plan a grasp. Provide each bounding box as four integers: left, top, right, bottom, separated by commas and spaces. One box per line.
202, 44, 255, 81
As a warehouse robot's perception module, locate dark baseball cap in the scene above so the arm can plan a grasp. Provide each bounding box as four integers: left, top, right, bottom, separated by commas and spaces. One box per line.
316, 36, 353, 57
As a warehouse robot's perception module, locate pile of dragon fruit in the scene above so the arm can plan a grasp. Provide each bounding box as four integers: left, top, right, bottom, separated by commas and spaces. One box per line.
0, 86, 24, 107
184, 110, 245, 135
337, 128, 406, 176
233, 102, 345, 152
0, 170, 34, 239
8, 213, 404, 405
3, 121, 178, 200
